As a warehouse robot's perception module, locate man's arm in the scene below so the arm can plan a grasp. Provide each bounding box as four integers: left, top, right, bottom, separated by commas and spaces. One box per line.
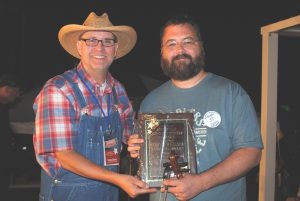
55, 150, 156, 198
164, 147, 261, 200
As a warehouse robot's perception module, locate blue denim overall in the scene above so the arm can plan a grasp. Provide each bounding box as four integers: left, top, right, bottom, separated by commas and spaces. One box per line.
39, 73, 123, 201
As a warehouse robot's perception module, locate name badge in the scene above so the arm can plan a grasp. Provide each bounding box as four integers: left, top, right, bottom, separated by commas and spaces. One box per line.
103, 130, 120, 166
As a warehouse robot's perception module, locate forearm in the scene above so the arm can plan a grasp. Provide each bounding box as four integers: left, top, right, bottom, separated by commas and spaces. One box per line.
55, 150, 122, 186
55, 149, 157, 198
195, 147, 261, 191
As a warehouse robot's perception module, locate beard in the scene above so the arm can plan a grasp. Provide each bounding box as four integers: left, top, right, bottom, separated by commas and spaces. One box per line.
161, 53, 205, 81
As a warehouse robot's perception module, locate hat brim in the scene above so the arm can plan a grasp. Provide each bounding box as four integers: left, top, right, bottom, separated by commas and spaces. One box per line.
58, 24, 137, 59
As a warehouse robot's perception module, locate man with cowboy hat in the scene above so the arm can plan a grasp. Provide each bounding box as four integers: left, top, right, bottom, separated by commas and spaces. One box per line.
33, 12, 156, 201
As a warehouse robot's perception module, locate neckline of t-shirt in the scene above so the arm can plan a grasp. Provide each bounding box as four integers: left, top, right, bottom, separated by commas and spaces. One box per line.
170, 72, 212, 91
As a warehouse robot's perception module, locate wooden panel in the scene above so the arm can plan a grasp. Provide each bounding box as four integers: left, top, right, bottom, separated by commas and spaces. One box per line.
259, 32, 278, 201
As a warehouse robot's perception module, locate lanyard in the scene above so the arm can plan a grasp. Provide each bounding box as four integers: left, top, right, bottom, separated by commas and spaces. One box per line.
76, 70, 111, 130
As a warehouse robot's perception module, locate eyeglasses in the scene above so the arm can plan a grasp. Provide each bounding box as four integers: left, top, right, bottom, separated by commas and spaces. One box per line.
163, 38, 199, 50
80, 38, 117, 47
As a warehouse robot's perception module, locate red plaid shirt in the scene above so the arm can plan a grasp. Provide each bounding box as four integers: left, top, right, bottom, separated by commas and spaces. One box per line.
33, 64, 134, 176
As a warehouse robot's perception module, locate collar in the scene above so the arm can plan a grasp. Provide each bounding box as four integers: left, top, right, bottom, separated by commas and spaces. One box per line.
76, 63, 115, 95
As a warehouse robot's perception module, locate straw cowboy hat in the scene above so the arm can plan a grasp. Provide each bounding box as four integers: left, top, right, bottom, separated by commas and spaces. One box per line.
58, 12, 137, 59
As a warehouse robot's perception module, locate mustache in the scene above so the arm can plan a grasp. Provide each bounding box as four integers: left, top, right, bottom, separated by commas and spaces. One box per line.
172, 53, 192, 62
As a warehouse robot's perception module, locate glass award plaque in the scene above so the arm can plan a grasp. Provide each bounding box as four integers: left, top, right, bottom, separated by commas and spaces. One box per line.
135, 113, 196, 187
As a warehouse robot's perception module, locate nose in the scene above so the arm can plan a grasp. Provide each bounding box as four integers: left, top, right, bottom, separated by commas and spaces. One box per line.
95, 42, 105, 49
174, 43, 185, 53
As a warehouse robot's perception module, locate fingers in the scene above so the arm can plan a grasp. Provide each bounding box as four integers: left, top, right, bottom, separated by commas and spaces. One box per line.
127, 176, 157, 198
128, 188, 157, 199
161, 179, 183, 196
136, 187, 157, 195
128, 134, 144, 146
133, 178, 149, 189
127, 144, 141, 158
134, 179, 158, 194
163, 178, 178, 187
162, 176, 192, 201
127, 134, 144, 158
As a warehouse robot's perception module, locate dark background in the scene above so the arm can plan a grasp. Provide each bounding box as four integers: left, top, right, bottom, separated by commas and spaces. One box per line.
1, 0, 300, 119
1, 1, 299, 200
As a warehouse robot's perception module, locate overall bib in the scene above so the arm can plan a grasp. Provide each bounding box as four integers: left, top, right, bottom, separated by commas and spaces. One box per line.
39, 73, 123, 201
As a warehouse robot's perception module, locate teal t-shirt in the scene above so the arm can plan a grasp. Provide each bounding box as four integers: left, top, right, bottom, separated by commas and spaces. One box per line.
140, 72, 263, 201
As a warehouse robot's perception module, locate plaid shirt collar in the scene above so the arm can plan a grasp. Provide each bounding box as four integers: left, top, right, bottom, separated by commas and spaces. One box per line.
76, 63, 115, 95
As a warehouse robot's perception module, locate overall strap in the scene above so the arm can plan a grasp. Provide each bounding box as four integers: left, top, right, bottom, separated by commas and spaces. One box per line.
61, 73, 87, 109
111, 86, 120, 105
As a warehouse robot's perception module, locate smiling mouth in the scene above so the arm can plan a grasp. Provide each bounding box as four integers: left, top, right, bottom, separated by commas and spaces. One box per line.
173, 54, 191, 61
173, 57, 190, 63
93, 55, 106, 59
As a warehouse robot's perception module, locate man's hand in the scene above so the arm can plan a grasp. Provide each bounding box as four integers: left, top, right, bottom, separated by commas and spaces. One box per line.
162, 173, 202, 201
162, 147, 262, 201
118, 174, 157, 198
127, 134, 144, 158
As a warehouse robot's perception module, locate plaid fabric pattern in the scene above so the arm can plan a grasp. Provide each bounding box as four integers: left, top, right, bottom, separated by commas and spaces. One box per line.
33, 63, 134, 175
